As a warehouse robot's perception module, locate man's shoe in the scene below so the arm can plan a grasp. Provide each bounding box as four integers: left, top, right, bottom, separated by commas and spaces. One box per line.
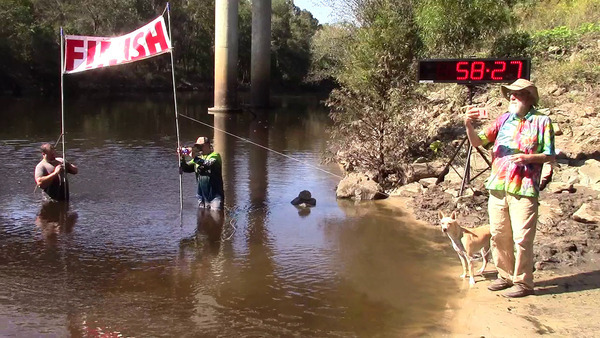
502, 284, 535, 298
487, 278, 513, 291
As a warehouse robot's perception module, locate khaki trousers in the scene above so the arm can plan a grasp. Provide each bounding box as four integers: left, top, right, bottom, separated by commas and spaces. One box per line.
488, 190, 538, 289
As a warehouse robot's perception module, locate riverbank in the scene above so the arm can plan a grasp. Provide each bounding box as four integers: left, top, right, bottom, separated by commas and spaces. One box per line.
446, 263, 600, 337
383, 196, 600, 336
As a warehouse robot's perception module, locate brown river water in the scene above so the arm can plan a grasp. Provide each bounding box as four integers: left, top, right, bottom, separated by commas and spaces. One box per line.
0, 93, 460, 336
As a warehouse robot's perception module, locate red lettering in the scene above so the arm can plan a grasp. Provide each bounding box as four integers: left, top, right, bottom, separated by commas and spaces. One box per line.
95, 40, 112, 67
86, 40, 97, 68
65, 39, 85, 71
145, 21, 169, 54
100, 41, 118, 66
131, 32, 147, 60
146, 21, 169, 54
124, 37, 131, 61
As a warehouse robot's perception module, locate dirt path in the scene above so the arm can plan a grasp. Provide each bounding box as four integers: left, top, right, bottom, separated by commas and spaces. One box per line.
446, 264, 600, 337
382, 197, 600, 337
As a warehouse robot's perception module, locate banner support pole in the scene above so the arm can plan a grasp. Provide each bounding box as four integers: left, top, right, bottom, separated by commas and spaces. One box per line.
60, 27, 69, 201
167, 3, 183, 212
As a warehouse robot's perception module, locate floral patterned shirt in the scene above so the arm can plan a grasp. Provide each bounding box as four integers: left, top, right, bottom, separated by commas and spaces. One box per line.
478, 109, 555, 197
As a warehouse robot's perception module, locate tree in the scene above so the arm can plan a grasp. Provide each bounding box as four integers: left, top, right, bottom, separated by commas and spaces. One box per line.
271, 0, 319, 85
323, 0, 425, 186
415, 0, 513, 56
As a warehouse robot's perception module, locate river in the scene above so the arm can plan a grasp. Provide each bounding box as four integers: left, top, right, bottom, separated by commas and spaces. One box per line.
0, 93, 460, 336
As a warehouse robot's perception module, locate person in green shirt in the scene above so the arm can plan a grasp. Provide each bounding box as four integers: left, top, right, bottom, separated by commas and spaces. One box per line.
179, 137, 224, 210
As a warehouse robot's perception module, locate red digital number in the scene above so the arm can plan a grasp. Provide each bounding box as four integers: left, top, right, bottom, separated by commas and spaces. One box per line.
456, 61, 469, 80
470, 61, 485, 80
510, 60, 523, 78
491, 61, 506, 80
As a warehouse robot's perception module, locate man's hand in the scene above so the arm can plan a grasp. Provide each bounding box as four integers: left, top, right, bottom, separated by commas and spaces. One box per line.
53, 164, 63, 175
510, 153, 529, 165
464, 107, 484, 148
464, 107, 482, 126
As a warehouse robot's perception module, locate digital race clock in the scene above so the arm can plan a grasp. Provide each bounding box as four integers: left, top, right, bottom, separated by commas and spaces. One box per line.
418, 58, 530, 84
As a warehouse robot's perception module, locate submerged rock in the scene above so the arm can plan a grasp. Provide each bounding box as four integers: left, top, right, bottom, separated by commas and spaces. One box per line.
291, 190, 316, 207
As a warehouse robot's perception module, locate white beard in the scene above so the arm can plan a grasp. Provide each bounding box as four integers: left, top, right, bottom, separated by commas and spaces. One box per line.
509, 101, 528, 115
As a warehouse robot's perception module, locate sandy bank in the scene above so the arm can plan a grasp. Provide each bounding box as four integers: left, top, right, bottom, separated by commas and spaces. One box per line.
446, 263, 600, 337
382, 196, 600, 337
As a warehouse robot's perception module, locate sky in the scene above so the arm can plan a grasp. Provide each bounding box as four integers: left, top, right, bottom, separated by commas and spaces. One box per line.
293, 0, 336, 24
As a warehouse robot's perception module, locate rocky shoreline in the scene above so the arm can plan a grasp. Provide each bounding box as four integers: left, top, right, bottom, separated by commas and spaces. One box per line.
337, 84, 600, 271
392, 157, 600, 271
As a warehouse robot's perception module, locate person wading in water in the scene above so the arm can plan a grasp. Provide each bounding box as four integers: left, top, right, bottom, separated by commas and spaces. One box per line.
34, 143, 78, 201
179, 137, 224, 210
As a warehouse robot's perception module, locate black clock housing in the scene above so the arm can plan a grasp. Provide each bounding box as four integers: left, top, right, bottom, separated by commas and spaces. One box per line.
418, 58, 531, 84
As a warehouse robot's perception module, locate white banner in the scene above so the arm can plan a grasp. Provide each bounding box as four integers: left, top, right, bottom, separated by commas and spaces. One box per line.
64, 16, 171, 74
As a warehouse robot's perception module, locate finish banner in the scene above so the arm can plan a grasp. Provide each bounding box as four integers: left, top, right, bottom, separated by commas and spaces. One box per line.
64, 16, 171, 74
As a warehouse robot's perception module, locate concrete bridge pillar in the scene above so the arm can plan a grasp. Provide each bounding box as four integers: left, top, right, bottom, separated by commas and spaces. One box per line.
209, 0, 240, 113
251, 0, 271, 108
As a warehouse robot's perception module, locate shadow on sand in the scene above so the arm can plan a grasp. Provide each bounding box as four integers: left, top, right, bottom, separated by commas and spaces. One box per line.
535, 270, 600, 295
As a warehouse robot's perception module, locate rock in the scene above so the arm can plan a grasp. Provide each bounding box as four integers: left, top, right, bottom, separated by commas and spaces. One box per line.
538, 198, 564, 226
547, 83, 559, 94
572, 202, 600, 224
553, 123, 563, 136
387, 182, 423, 197
291, 190, 316, 207
546, 182, 576, 194
418, 177, 438, 188
409, 162, 445, 182
578, 159, 600, 190
336, 173, 385, 200
554, 87, 568, 96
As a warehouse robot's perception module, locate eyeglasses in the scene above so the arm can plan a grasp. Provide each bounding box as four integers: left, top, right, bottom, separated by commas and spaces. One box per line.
510, 90, 529, 98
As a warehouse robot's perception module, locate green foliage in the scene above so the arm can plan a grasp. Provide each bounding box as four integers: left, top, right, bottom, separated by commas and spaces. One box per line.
326, 87, 418, 186
515, 0, 600, 32
0, 0, 318, 94
271, 0, 320, 85
530, 26, 577, 53
323, 0, 426, 185
337, 0, 420, 96
308, 23, 354, 82
490, 31, 532, 57
429, 140, 442, 154
415, 0, 513, 56
528, 23, 600, 59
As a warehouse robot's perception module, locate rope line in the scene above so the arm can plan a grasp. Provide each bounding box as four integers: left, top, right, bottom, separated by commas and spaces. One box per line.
179, 113, 344, 179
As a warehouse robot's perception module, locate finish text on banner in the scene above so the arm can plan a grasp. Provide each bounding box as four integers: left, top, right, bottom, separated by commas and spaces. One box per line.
64, 16, 171, 74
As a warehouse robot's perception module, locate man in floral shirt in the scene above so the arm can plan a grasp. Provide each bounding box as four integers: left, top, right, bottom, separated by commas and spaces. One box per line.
465, 79, 555, 298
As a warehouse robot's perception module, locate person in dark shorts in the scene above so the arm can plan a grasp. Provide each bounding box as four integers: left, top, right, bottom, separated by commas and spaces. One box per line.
34, 143, 78, 201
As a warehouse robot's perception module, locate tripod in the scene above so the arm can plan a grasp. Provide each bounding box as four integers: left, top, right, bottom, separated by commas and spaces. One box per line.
436, 85, 492, 196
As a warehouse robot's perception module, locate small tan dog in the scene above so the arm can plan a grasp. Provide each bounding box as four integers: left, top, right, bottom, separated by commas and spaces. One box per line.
438, 211, 492, 286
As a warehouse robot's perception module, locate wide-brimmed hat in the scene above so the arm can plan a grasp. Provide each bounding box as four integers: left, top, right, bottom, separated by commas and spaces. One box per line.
194, 136, 210, 146
501, 79, 539, 105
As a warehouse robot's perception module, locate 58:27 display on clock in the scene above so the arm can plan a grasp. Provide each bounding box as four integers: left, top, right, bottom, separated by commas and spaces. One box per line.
418, 58, 531, 84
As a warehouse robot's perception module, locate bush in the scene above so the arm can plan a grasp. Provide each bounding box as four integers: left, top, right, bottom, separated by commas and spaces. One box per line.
490, 31, 532, 57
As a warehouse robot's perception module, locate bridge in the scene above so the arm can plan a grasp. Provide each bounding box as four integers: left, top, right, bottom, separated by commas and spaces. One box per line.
209, 0, 271, 113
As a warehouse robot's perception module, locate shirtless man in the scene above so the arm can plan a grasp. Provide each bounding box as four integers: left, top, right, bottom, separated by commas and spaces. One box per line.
34, 143, 78, 201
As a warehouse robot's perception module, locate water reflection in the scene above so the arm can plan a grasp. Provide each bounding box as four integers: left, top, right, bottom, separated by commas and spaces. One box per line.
34, 201, 78, 242
295, 206, 311, 217
0, 94, 459, 336
197, 208, 225, 245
